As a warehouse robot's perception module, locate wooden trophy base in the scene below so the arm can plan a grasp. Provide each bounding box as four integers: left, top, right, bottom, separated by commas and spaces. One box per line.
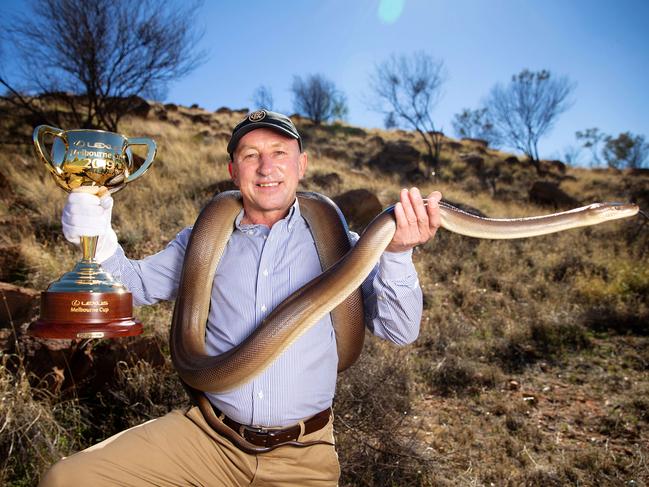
29, 291, 143, 339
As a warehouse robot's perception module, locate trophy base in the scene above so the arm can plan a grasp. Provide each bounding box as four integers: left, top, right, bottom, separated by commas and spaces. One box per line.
28, 291, 143, 339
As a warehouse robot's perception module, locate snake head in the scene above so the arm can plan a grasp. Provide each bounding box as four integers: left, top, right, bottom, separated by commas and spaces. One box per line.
588, 202, 640, 221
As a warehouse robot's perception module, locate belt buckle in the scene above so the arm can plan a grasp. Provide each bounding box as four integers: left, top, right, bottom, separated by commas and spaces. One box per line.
241, 424, 269, 445
240, 424, 268, 436
241, 424, 290, 447
265, 428, 290, 447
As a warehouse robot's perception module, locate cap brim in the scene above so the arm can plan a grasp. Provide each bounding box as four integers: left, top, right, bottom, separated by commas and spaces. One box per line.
227, 123, 301, 156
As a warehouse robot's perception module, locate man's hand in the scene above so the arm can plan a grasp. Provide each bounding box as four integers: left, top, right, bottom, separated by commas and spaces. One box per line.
62, 186, 119, 263
385, 188, 442, 253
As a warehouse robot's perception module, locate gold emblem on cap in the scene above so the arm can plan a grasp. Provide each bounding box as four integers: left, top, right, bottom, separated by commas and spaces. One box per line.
248, 110, 267, 122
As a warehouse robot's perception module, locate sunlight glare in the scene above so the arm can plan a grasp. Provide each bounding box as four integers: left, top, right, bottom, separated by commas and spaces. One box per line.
378, 0, 405, 24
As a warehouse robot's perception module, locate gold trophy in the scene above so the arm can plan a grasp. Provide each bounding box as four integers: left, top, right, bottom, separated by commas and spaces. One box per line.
28, 126, 156, 339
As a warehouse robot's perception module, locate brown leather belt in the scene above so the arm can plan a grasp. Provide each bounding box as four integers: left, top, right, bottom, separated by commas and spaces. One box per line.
214, 407, 332, 448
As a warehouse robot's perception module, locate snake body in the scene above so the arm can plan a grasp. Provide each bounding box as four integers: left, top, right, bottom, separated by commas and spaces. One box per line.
437, 200, 638, 239
170, 191, 638, 452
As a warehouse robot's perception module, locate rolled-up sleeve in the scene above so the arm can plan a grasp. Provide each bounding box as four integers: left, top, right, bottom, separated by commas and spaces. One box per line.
352, 233, 423, 345
102, 227, 192, 306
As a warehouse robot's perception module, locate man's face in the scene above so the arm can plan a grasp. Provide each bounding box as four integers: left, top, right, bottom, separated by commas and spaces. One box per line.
230, 128, 307, 224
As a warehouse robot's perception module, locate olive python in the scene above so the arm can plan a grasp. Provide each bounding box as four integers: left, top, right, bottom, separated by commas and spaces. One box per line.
170, 190, 638, 453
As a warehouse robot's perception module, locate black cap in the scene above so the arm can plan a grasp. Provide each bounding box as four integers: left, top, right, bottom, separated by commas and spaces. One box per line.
227, 110, 303, 158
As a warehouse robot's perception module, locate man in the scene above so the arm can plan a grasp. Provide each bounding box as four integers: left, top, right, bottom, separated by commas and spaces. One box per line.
41, 110, 442, 486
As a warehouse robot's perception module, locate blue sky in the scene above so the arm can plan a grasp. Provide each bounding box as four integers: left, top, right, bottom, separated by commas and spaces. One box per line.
3, 0, 648, 163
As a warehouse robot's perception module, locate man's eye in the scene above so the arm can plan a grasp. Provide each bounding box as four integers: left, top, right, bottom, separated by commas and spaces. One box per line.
243, 153, 258, 160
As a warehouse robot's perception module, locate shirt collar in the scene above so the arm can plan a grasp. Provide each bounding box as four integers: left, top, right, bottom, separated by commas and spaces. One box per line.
234, 198, 302, 232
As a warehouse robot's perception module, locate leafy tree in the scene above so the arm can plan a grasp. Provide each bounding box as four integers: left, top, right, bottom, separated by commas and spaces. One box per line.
0, 0, 204, 131
252, 85, 274, 111
452, 108, 498, 146
602, 132, 649, 169
369, 52, 446, 176
575, 127, 605, 166
290, 74, 347, 125
485, 69, 574, 172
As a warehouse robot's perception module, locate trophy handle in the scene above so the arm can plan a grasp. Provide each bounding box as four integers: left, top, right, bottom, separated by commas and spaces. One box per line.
125, 137, 157, 183
33, 125, 66, 178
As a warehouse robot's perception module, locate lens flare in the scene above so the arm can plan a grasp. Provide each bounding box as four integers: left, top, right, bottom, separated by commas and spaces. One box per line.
378, 0, 405, 24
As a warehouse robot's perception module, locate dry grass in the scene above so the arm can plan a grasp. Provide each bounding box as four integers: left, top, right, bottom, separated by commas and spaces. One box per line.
1, 99, 648, 485
0, 355, 88, 486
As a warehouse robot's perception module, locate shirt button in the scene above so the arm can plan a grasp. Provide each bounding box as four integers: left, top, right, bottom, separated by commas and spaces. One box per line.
261, 304, 267, 312
263, 269, 268, 277
258, 391, 264, 399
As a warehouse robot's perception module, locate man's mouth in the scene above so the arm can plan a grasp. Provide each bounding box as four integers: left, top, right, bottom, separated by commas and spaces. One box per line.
257, 182, 280, 187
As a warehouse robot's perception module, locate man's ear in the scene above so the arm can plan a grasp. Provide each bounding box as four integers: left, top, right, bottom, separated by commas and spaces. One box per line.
228, 161, 240, 187
298, 151, 308, 179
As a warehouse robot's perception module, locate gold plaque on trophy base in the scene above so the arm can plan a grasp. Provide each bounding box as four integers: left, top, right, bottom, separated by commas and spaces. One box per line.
29, 257, 142, 339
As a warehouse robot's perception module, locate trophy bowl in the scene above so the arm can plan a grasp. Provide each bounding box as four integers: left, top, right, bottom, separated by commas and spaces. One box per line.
28, 126, 156, 339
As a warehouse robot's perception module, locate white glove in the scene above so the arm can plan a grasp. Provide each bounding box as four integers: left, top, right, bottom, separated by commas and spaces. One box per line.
62, 188, 118, 263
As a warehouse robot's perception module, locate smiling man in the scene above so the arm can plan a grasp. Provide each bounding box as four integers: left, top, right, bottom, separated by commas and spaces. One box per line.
228, 126, 308, 227
41, 110, 442, 486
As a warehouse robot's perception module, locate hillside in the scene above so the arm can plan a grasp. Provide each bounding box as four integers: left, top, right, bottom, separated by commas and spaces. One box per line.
1, 98, 648, 486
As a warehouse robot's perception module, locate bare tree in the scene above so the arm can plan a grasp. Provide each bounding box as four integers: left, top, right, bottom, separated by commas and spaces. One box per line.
485, 69, 574, 172
561, 145, 583, 166
452, 107, 499, 147
369, 52, 446, 176
575, 127, 605, 167
252, 85, 274, 111
0, 0, 205, 131
291, 74, 348, 125
603, 132, 649, 169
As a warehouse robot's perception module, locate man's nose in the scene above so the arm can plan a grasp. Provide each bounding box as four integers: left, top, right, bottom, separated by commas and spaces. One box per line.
257, 154, 274, 175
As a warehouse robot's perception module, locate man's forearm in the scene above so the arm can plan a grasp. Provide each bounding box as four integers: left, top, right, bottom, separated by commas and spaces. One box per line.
102, 227, 192, 306
362, 249, 423, 345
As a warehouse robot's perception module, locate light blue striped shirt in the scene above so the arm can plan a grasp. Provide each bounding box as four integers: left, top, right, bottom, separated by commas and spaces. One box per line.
103, 199, 422, 427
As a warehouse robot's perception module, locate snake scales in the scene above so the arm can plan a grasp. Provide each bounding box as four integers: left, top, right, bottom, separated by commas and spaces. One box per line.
170, 190, 638, 453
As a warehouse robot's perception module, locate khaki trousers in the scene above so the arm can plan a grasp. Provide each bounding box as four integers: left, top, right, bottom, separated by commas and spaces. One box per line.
40, 407, 340, 486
